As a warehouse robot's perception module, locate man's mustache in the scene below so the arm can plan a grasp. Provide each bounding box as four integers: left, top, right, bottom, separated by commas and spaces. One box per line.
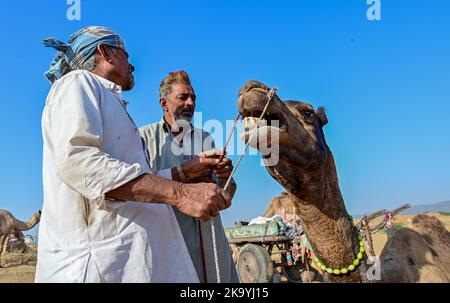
128, 66, 134, 78
127, 70, 135, 85
181, 109, 194, 115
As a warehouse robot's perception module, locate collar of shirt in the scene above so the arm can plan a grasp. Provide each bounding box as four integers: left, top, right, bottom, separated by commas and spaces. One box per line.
88, 71, 129, 107
89, 72, 123, 94
160, 117, 194, 135
160, 117, 195, 149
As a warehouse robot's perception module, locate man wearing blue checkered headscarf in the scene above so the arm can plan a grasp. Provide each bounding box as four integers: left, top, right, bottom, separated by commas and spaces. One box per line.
37, 26, 231, 283
43, 26, 125, 84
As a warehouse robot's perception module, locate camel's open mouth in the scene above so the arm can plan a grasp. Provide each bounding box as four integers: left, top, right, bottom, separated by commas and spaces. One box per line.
240, 108, 285, 131
239, 109, 286, 148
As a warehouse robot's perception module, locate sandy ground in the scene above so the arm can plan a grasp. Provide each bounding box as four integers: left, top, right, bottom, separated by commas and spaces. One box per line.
0, 251, 37, 283
1, 213, 449, 283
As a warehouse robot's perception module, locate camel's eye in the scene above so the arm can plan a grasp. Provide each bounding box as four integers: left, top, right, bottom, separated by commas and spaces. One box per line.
302, 110, 314, 119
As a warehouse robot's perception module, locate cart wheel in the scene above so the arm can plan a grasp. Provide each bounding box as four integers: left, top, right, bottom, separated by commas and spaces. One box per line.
237, 244, 274, 283
283, 263, 319, 283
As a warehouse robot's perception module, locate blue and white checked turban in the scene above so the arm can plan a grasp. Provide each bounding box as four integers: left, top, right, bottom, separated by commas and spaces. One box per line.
43, 26, 125, 84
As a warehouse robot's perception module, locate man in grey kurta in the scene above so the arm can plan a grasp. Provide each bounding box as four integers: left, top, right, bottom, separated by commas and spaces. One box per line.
140, 70, 239, 283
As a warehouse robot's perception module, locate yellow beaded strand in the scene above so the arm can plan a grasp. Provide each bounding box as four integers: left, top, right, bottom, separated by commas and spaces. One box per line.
314, 234, 365, 275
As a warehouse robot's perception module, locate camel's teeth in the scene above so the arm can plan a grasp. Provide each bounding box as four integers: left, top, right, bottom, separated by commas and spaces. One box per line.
242, 117, 260, 130
242, 117, 248, 128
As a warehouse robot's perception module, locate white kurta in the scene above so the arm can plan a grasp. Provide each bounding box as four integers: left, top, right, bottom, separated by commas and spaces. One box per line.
36, 70, 199, 283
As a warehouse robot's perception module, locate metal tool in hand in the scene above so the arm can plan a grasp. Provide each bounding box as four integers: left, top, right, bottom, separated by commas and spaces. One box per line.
218, 113, 241, 163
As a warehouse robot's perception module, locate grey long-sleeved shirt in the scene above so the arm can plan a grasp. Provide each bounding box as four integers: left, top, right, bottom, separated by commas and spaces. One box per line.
140, 118, 239, 283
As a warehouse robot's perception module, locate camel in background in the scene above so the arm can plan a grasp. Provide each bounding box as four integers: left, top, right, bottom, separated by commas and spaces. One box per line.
0, 209, 41, 268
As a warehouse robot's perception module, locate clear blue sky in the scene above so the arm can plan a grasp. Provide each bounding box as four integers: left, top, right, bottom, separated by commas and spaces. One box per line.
1, 0, 449, 237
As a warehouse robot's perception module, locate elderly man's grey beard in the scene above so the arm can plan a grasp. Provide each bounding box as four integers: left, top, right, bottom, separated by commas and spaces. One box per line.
170, 112, 192, 134
123, 73, 135, 91
177, 113, 192, 122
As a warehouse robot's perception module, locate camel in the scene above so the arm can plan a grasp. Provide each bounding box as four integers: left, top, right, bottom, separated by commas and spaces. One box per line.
0, 209, 41, 268
380, 214, 450, 282
263, 192, 299, 218
237, 80, 450, 282
2, 228, 25, 253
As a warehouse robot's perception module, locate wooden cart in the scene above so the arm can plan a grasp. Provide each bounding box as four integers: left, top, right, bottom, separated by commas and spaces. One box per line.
225, 203, 411, 283
225, 221, 319, 283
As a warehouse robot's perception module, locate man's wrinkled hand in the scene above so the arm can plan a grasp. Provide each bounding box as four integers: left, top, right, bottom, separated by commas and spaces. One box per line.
213, 157, 233, 183
181, 149, 222, 181
176, 183, 232, 221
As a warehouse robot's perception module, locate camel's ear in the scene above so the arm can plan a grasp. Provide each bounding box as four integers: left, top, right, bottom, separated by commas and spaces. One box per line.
316, 107, 328, 127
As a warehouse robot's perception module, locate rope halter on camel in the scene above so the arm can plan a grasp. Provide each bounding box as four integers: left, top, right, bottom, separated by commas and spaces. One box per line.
210, 86, 278, 283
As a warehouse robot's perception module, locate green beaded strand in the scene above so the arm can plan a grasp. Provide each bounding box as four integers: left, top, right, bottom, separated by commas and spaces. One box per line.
314, 234, 365, 275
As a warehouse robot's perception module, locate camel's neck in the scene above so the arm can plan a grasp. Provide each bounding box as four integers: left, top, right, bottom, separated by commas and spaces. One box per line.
291, 153, 368, 282
13, 213, 40, 231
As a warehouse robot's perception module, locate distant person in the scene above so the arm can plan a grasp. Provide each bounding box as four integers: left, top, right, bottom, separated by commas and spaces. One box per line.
140, 70, 239, 282
7, 231, 18, 253
36, 26, 231, 282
